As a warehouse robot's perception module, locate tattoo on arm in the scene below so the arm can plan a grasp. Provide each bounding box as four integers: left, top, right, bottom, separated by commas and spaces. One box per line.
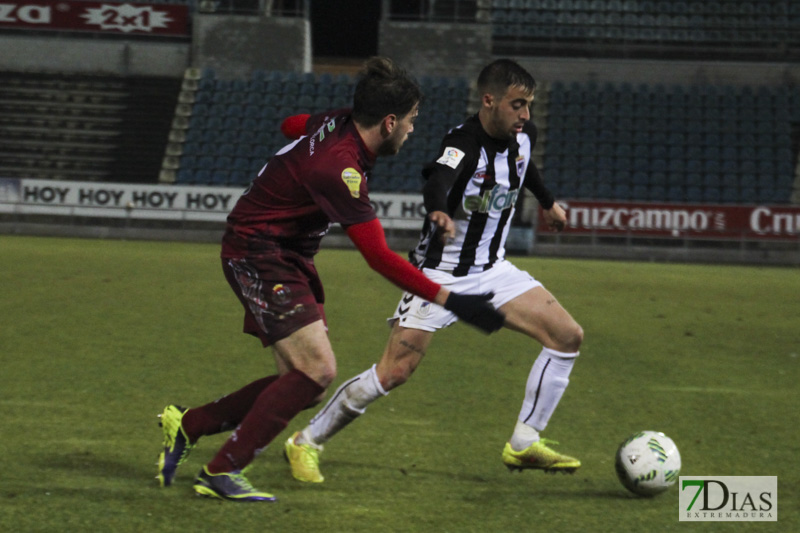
399, 339, 426, 356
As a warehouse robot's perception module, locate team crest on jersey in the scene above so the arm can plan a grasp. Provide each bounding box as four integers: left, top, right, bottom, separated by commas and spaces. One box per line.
516, 155, 526, 177
341, 167, 362, 198
418, 301, 432, 317
436, 147, 465, 169
271, 284, 291, 305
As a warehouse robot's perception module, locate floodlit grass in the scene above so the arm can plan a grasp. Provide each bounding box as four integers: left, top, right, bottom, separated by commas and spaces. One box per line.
1, 235, 797, 532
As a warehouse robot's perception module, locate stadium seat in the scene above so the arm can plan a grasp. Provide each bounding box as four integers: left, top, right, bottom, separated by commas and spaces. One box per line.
194, 169, 211, 184
211, 170, 229, 185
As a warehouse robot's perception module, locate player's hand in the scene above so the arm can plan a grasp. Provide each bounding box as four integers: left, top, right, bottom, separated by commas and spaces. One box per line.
444, 292, 505, 334
543, 202, 567, 232
429, 211, 455, 243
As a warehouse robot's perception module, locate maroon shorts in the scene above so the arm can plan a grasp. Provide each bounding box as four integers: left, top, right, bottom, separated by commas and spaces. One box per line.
222, 252, 326, 347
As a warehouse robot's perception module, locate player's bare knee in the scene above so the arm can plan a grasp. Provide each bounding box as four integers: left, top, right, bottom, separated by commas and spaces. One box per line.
553, 322, 583, 354
320, 367, 337, 388
564, 323, 584, 353
308, 360, 337, 389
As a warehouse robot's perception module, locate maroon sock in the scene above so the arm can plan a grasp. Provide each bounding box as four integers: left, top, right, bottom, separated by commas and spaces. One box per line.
207, 369, 325, 474
181, 375, 279, 442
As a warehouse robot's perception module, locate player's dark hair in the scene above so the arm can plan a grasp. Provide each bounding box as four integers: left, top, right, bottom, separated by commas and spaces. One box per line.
477, 59, 536, 98
352, 56, 421, 127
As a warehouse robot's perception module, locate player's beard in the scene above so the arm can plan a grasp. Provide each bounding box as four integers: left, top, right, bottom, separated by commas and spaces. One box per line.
377, 132, 406, 156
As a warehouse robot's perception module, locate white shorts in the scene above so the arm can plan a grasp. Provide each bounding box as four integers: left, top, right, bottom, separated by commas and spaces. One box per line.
389, 259, 543, 332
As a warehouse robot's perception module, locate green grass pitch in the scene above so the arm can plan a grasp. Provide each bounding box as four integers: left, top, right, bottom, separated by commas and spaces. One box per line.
1, 235, 797, 532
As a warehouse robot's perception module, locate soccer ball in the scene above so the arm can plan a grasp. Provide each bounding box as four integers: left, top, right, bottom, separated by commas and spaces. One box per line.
615, 431, 681, 496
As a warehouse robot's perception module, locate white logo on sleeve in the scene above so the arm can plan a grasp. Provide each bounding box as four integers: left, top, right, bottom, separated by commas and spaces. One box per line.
436, 147, 465, 169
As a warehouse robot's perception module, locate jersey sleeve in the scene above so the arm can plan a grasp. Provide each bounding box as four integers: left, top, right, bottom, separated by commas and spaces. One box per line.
521, 121, 555, 209
346, 219, 441, 302
421, 132, 477, 214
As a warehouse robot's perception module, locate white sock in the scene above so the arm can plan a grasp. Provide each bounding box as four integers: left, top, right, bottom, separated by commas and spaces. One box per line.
509, 421, 540, 452
303, 365, 388, 446
512, 347, 578, 450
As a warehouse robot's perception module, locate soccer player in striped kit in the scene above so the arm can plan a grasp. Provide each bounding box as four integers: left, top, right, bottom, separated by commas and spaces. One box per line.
286, 59, 584, 482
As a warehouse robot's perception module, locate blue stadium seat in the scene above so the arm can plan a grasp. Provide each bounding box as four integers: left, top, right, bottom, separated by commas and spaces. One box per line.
175, 168, 194, 184
686, 185, 703, 202
631, 184, 649, 200
703, 187, 722, 203
211, 170, 229, 185
194, 169, 211, 184
613, 183, 631, 200
645, 182, 665, 201
229, 170, 250, 186
182, 141, 203, 156
666, 185, 685, 202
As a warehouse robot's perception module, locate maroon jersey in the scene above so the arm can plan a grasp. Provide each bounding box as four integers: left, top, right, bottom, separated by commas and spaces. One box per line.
221, 109, 377, 258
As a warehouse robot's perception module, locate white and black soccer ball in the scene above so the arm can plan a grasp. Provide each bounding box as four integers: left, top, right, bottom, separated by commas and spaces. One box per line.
615, 430, 681, 496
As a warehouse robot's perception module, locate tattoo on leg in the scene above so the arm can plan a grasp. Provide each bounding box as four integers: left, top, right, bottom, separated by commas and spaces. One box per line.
398, 339, 426, 356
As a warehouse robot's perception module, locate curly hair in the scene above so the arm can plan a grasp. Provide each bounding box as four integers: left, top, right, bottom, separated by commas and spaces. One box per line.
352, 56, 422, 127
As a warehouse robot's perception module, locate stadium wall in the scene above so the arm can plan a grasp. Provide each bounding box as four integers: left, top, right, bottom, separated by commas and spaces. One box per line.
379, 20, 493, 80
192, 14, 311, 79
0, 34, 190, 77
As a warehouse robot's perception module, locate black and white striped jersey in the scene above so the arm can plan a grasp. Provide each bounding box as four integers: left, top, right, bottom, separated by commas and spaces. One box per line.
411, 115, 550, 276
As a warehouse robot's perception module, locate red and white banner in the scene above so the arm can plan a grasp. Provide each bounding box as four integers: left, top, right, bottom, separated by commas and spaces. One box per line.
542, 200, 800, 241
0, 0, 190, 36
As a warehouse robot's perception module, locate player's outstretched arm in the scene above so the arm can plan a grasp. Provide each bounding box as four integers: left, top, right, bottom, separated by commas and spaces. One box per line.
346, 219, 504, 333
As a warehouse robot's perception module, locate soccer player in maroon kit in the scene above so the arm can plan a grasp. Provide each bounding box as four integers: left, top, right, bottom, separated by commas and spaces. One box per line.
155, 57, 505, 501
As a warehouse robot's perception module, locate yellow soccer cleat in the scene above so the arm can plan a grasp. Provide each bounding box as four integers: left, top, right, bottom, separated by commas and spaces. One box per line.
193, 466, 277, 502
502, 439, 581, 474
156, 404, 196, 487
283, 431, 324, 483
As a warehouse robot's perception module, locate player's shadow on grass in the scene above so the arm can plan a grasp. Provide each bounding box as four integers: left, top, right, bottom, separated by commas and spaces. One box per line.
322, 459, 631, 499
40, 451, 149, 480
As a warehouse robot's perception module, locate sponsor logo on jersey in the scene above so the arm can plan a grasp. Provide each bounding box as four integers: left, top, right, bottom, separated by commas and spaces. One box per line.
436, 147, 465, 169
463, 185, 519, 214
341, 167, 362, 198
